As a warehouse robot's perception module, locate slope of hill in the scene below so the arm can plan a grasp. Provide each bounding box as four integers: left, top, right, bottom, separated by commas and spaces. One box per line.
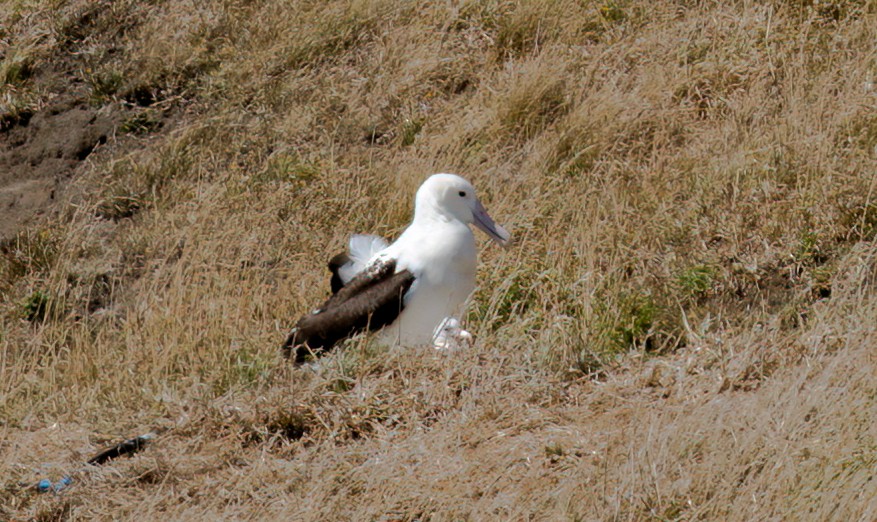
2, 0, 877, 520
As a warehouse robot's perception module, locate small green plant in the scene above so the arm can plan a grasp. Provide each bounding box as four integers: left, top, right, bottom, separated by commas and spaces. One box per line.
676, 264, 715, 299
472, 265, 540, 333
120, 110, 162, 134
330, 336, 388, 383
86, 68, 124, 102
794, 230, 830, 266
599, 2, 626, 22
611, 291, 657, 349
1, 53, 33, 85
255, 154, 320, 184
215, 347, 273, 394
22, 290, 51, 323
231, 350, 272, 386
592, 289, 661, 354
399, 118, 423, 147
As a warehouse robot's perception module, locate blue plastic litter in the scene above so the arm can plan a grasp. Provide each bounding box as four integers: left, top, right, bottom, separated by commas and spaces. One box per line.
36, 476, 73, 493
53, 476, 73, 492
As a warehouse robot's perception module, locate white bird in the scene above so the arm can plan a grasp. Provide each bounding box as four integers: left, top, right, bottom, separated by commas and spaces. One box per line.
283, 173, 510, 363
335, 235, 474, 350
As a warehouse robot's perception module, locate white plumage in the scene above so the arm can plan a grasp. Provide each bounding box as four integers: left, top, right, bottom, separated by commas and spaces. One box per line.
337, 173, 509, 346
284, 173, 509, 361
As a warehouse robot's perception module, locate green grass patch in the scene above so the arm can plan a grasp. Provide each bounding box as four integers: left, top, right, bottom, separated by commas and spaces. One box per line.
1, 52, 33, 85
0, 229, 61, 280
215, 346, 273, 394
603, 290, 658, 351
255, 153, 320, 185
399, 118, 423, 147
120, 110, 163, 135
675, 264, 715, 300
86, 68, 124, 103
22, 289, 51, 322
590, 282, 683, 356
599, 1, 627, 23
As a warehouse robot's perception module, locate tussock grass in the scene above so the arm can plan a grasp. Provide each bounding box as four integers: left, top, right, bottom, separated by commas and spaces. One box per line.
2, 0, 877, 519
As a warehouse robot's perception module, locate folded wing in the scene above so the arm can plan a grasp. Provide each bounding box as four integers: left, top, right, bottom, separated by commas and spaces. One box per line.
283, 257, 415, 363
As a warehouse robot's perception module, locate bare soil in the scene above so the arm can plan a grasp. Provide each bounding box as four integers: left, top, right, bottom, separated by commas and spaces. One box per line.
0, 5, 169, 240
0, 96, 124, 238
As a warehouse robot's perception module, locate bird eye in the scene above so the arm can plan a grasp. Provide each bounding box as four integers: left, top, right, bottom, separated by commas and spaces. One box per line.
458, 191, 467, 197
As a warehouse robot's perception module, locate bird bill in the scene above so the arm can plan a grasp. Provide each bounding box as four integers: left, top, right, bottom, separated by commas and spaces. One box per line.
472, 199, 511, 246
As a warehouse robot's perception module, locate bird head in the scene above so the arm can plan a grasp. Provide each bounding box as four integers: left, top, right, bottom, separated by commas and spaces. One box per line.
415, 173, 511, 246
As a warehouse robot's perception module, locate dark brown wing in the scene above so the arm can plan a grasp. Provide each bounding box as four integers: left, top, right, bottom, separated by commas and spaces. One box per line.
282, 257, 415, 363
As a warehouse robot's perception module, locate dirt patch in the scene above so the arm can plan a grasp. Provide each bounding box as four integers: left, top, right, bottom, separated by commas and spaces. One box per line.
0, 3, 172, 241
0, 94, 129, 238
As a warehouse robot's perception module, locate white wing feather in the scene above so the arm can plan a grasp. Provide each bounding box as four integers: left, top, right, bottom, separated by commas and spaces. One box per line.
337, 234, 390, 284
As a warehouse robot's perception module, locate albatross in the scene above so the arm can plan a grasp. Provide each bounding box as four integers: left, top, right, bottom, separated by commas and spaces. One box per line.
283, 173, 510, 363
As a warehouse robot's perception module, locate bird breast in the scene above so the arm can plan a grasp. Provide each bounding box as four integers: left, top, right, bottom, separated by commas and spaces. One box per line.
390, 221, 477, 327
403, 223, 475, 287
362, 217, 480, 346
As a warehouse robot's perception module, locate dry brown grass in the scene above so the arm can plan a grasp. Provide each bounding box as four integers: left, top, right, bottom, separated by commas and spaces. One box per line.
3, 0, 877, 520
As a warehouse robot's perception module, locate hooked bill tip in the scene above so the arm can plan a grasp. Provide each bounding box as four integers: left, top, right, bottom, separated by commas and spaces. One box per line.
472, 201, 511, 246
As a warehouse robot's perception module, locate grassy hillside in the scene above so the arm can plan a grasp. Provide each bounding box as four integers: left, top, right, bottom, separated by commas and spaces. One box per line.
2, 0, 877, 519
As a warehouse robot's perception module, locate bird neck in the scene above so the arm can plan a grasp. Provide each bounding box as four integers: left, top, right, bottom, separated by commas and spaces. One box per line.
413, 198, 454, 225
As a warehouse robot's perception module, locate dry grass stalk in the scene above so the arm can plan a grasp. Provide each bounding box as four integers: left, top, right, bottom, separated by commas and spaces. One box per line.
2, 0, 877, 520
